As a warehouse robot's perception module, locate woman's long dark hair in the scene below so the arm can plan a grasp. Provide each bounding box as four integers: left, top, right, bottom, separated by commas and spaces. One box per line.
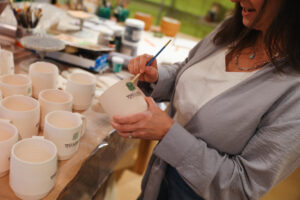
213, 0, 300, 71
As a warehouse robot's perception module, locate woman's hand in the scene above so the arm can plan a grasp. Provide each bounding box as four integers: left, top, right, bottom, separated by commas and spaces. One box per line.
111, 97, 174, 140
128, 54, 158, 83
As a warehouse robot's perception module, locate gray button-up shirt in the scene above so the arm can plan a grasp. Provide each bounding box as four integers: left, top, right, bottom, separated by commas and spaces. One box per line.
138, 25, 300, 200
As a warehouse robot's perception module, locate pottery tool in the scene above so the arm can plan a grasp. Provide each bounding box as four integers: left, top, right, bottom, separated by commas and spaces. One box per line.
126, 39, 172, 91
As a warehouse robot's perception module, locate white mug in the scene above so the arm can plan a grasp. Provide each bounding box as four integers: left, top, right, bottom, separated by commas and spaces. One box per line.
0, 95, 40, 139
99, 79, 147, 118
38, 89, 73, 130
0, 74, 32, 98
0, 49, 14, 75
44, 110, 86, 160
0, 119, 18, 177
9, 136, 57, 200
29, 61, 59, 98
65, 72, 96, 111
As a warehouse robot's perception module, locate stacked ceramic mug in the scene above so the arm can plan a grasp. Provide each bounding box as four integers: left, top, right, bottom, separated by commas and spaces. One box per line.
0, 58, 96, 199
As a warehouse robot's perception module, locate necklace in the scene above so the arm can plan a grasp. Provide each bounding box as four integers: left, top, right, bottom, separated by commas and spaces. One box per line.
234, 49, 270, 71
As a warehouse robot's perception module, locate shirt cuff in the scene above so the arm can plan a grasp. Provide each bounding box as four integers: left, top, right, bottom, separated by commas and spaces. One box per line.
150, 67, 168, 99
154, 122, 198, 167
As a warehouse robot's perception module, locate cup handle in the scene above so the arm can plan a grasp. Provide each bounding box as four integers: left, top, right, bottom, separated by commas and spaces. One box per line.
74, 113, 87, 138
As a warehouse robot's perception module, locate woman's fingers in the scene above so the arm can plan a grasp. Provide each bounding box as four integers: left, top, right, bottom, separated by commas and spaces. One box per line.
111, 121, 142, 133
117, 131, 133, 138
128, 59, 134, 74
139, 54, 149, 73
144, 97, 158, 112
113, 112, 150, 124
144, 67, 158, 82
133, 56, 140, 74
128, 55, 156, 72
128, 54, 158, 82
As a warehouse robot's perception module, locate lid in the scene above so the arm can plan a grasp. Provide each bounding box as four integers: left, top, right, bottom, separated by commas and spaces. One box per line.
162, 17, 180, 24
99, 28, 114, 36
125, 18, 145, 29
110, 25, 124, 36
135, 12, 152, 17
112, 56, 124, 64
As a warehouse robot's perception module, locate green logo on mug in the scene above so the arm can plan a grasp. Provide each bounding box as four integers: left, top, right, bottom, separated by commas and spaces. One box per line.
28, 87, 32, 95
73, 132, 79, 140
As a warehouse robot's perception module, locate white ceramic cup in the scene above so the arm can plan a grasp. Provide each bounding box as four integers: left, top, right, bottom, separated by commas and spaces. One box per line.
0, 95, 40, 139
44, 110, 86, 160
29, 61, 59, 98
0, 74, 32, 98
9, 136, 57, 200
38, 89, 73, 130
99, 79, 147, 118
0, 119, 18, 177
0, 49, 14, 75
66, 72, 96, 111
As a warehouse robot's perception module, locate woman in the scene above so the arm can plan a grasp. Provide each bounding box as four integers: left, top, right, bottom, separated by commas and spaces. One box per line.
111, 0, 300, 199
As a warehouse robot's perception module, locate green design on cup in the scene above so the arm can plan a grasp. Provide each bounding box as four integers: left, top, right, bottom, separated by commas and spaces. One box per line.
126, 82, 136, 91
73, 132, 79, 140
28, 87, 32, 95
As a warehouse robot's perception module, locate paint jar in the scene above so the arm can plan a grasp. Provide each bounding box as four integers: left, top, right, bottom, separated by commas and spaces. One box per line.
98, 28, 114, 46
123, 18, 145, 43
112, 56, 124, 73
160, 17, 181, 37
113, 28, 123, 52
121, 39, 138, 57
134, 12, 153, 31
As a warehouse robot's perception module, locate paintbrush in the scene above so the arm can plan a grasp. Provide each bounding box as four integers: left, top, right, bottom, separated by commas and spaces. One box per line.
129, 39, 172, 87
125, 39, 172, 91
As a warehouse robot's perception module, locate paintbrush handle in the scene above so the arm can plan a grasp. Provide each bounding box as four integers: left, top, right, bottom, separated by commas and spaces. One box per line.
131, 73, 141, 84
131, 39, 171, 84
146, 39, 171, 66
146, 46, 165, 66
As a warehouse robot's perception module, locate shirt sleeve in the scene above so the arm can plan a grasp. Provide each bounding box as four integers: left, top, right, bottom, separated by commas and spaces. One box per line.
153, 93, 300, 200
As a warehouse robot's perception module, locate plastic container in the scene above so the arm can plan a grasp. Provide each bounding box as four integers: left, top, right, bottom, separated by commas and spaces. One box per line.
123, 18, 145, 43
112, 27, 123, 52
121, 39, 138, 57
98, 28, 114, 46
112, 56, 124, 73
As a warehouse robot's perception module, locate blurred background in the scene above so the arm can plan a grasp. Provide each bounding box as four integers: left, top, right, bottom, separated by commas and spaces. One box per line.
0, 1, 299, 200
35, 0, 235, 39
116, 0, 234, 38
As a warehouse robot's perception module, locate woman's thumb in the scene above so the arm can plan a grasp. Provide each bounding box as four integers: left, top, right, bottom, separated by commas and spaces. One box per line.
144, 97, 156, 110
